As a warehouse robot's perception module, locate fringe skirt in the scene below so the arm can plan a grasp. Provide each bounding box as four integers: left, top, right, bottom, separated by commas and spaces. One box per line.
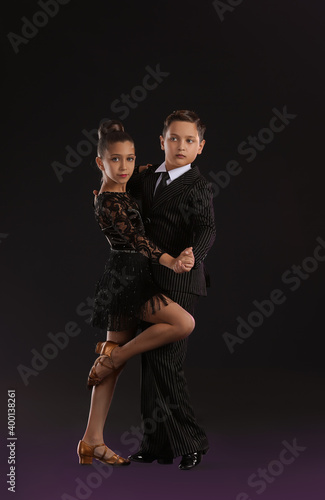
91, 249, 170, 331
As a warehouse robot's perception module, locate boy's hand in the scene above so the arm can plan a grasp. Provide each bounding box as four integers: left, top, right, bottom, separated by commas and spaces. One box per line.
173, 247, 195, 273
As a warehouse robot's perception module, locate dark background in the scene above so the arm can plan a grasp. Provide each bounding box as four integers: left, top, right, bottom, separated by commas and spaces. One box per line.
1, 1, 325, 499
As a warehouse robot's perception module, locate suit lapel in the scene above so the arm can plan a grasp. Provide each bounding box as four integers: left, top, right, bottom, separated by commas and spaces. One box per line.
145, 170, 157, 206
150, 164, 201, 210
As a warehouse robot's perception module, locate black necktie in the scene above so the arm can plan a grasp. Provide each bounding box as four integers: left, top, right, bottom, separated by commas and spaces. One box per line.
154, 171, 169, 198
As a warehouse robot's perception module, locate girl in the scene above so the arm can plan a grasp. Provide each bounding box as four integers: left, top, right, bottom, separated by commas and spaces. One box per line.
77, 120, 195, 466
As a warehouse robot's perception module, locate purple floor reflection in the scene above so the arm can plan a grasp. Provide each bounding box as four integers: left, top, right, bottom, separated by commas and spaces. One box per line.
8, 423, 325, 500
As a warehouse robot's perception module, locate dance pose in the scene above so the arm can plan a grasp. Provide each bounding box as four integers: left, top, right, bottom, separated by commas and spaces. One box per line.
127, 110, 216, 470
77, 120, 196, 467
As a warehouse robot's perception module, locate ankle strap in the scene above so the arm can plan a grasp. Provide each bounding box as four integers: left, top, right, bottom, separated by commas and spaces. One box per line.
95, 341, 119, 357
94, 444, 108, 460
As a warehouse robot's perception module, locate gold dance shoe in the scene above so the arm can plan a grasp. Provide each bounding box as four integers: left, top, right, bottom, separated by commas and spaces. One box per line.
77, 440, 130, 466
87, 341, 120, 389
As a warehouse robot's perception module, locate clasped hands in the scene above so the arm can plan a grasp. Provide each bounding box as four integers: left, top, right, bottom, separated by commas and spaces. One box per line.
172, 248, 195, 274
92, 190, 195, 274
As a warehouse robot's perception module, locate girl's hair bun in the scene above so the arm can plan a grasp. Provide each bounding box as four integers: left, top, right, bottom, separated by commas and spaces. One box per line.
98, 120, 125, 139
96, 118, 133, 158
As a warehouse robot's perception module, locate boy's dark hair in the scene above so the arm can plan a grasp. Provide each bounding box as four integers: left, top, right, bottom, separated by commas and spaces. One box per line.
162, 110, 206, 142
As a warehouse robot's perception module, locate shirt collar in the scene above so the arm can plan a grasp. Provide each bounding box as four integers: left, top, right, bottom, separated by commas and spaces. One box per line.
155, 161, 192, 181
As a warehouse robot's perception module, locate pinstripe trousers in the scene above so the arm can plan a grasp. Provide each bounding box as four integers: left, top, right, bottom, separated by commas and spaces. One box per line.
139, 291, 209, 458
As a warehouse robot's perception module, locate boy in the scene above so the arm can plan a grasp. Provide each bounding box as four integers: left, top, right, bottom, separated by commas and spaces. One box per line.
128, 110, 216, 470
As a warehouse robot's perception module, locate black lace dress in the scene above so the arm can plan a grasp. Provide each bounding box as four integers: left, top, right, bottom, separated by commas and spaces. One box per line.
91, 191, 171, 331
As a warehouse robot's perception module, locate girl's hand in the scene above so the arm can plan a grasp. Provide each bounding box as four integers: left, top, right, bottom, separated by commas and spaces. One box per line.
173, 247, 195, 273
139, 164, 152, 173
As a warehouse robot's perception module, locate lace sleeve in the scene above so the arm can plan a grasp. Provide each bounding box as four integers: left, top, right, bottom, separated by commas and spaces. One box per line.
127, 164, 152, 198
97, 195, 164, 262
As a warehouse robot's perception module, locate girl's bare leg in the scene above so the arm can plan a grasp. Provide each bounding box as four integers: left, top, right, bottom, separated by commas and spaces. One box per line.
81, 300, 194, 458
111, 299, 195, 369
82, 328, 135, 459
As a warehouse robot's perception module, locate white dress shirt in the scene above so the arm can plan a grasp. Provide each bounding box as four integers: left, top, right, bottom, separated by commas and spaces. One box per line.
154, 161, 192, 194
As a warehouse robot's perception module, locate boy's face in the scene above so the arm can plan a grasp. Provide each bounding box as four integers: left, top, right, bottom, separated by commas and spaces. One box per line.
160, 121, 205, 170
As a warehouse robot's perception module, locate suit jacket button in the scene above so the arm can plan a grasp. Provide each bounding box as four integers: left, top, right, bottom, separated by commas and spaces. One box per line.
144, 217, 151, 224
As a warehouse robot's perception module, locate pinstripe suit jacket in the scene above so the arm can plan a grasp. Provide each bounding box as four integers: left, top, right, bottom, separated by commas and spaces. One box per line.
128, 164, 216, 296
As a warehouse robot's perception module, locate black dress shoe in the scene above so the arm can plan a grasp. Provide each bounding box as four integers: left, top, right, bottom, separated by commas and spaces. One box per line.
178, 451, 202, 470
128, 452, 173, 465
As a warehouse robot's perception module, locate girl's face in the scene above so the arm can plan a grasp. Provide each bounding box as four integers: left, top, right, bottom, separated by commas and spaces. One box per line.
160, 121, 205, 170
96, 141, 136, 190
